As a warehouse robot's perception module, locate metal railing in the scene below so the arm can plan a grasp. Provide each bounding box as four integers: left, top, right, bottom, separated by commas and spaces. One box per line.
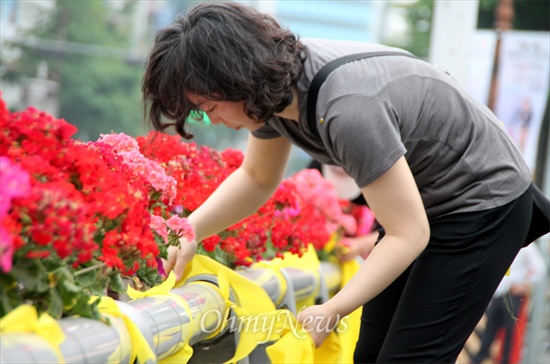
0, 261, 342, 363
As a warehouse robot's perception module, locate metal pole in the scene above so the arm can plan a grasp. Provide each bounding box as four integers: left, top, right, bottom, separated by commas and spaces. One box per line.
0, 262, 343, 363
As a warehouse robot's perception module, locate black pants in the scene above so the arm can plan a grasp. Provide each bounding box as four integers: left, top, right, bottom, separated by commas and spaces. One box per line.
353, 185, 534, 363
472, 294, 525, 364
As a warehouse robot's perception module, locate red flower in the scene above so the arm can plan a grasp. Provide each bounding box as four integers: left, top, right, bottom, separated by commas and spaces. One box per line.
202, 235, 221, 252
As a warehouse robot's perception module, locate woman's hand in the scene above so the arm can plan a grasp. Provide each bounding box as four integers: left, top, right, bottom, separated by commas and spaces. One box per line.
296, 304, 339, 348
163, 237, 198, 280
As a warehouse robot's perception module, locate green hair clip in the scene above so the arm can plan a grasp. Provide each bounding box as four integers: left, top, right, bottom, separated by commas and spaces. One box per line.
187, 110, 211, 125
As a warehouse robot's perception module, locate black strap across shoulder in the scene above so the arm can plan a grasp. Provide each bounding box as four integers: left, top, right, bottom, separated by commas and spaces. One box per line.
306, 51, 418, 136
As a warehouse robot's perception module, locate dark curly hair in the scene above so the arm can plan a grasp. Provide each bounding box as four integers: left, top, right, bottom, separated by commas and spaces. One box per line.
142, 2, 305, 139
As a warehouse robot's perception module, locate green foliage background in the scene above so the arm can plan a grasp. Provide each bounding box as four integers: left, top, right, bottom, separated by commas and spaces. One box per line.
5, 0, 146, 141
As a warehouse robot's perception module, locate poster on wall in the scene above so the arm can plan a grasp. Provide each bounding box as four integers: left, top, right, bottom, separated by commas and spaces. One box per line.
494, 31, 550, 172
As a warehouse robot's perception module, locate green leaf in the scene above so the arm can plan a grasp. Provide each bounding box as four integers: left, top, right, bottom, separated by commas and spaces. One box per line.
263, 238, 277, 260
10, 258, 49, 293
69, 293, 97, 320
76, 269, 98, 288
0, 283, 17, 318
51, 266, 75, 283
47, 288, 64, 319
0, 271, 18, 290
136, 265, 163, 287
59, 279, 82, 310
108, 273, 126, 294
88, 275, 110, 296
42, 258, 64, 272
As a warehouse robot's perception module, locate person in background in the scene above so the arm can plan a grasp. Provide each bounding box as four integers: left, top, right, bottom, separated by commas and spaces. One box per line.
508, 96, 533, 153
141, 2, 547, 362
308, 159, 380, 261
471, 243, 547, 364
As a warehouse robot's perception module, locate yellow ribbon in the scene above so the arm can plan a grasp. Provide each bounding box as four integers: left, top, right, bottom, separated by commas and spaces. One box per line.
265, 247, 361, 363
95, 296, 156, 364
265, 308, 341, 363
145, 244, 352, 363
185, 272, 232, 341
0, 304, 66, 363
175, 254, 282, 363
336, 259, 363, 363
158, 344, 193, 364
254, 244, 321, 310
126, 272, 196, 364
247, 261, 288, 306
323, 233, 339, 256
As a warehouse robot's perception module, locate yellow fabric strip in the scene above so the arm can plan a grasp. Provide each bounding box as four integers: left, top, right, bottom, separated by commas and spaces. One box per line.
0, 304, 66, 364
337, 259, 363, 363
96, 296, 156, 364
177, 255, 282, 364
265, 308, 341, 363
126, 272, 196, 364
254, 243, 321, 308
247, 263, 288, 306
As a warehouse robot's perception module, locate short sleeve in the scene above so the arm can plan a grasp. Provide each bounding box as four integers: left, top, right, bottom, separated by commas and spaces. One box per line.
323, 95, 406, 187
251, 119, 282, 139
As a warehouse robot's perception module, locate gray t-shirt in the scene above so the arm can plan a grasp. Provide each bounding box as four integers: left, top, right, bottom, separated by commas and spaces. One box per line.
252, 38, 532, 218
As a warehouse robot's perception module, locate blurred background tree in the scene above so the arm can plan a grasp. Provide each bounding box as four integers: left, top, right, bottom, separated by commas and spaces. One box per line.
3, 0, 145, 141
383, 0, 435, 59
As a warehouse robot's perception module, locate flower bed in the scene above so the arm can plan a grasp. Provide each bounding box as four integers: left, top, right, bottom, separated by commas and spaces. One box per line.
0, 95, 374, 323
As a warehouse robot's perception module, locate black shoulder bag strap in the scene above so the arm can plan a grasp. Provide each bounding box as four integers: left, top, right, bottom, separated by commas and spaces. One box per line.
306, 51, 418, 136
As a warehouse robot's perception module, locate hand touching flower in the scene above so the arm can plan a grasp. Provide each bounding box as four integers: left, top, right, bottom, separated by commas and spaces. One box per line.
164, 238, 198, 281
150, 214, 196, 280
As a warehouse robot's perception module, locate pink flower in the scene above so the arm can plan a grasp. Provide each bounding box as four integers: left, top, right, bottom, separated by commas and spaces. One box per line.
150, 215, 168, 243
165, 215, 195, 242
0, 157, 31, 216
354, 206, 376, 236
0, 157, 31, 272
98, 132, 140, 153
0, 226, 14, 272
96, 133, 177, 203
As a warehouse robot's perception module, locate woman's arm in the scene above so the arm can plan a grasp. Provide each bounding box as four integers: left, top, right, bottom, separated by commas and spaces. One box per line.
298, 156, 430, 345
165, 134, 293, 279
337, 231, 379, 262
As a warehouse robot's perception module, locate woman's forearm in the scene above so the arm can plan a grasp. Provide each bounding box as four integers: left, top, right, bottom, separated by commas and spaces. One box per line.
326, 156, 430, 317
188, 166, 280, 242
326, 232, 427, 317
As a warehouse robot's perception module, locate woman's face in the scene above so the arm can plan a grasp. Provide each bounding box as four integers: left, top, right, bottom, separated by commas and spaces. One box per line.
186, 93, 265, 131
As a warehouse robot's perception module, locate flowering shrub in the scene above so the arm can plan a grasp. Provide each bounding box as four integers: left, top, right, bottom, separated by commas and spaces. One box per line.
138, 132, 311, 267
138, 133, 374, 268
0, 99, 193, 320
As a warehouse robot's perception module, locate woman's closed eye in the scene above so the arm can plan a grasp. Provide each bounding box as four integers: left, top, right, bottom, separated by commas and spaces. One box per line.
201, 104, 216, 115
